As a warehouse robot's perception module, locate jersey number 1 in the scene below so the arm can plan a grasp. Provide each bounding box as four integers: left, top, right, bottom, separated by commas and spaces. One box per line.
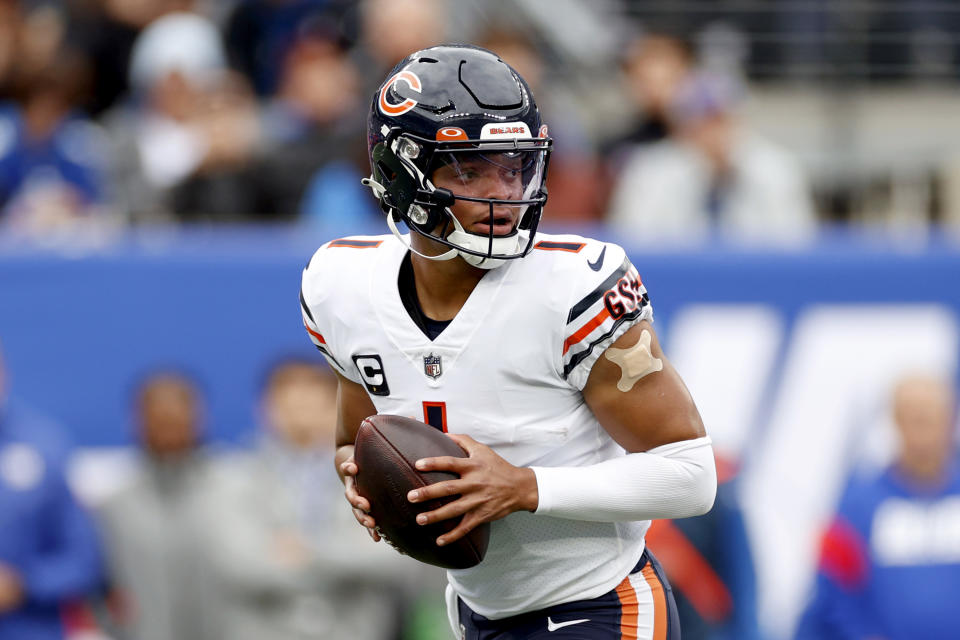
422, 401, 448, 432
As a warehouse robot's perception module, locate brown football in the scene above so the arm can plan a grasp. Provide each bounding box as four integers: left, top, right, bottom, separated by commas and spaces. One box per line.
353, 414, 490, 569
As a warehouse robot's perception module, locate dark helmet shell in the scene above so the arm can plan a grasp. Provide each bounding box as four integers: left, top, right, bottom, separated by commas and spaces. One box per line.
367, 44, 542, 163
363, 44, 551, 266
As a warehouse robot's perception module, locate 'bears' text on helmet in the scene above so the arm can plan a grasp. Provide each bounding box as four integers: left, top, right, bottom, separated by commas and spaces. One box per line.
363, 44, 551, 269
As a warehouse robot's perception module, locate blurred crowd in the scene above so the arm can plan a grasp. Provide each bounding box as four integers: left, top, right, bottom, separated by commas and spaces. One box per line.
0, 0, 956, 246
3, 332, 958, 640
0, 0, 383, 235
0, 341, 443, 640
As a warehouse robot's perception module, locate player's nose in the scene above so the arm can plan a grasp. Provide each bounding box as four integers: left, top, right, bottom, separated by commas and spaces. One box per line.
482, 173, 521, 201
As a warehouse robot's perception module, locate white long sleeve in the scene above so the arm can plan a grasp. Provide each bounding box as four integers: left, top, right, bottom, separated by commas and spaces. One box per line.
531, 436, 717, 522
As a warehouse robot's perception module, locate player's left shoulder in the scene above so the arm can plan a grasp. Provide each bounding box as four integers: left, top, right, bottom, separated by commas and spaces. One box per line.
526, 233, 635, 289
541, 234, 652, 387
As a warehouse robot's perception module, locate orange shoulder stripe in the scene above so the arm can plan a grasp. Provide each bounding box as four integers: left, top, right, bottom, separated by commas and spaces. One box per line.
563, 307, 611, 355
304, 324, 326, 344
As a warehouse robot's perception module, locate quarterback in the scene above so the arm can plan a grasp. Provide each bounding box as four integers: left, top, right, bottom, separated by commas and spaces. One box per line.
300, 45, 717, 639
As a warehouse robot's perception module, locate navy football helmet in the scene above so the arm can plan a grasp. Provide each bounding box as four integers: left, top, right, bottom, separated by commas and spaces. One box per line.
363, 44, 551, 269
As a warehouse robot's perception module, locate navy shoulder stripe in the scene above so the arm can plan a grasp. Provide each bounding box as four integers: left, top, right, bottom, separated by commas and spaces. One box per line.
534, 241, 586, 253
315, 344, 343, 371
299, 288, 315, 324
566, 257, 632, 325
329, 238, 383, 249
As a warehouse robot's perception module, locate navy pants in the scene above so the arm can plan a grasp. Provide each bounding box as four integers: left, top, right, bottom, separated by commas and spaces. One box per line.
456, 549, 681, 639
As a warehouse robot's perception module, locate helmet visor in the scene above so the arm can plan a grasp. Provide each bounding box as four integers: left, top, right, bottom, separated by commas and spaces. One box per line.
429, 146, 548, 207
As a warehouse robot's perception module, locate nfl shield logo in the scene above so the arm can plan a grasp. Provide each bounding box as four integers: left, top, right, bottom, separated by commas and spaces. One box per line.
424, 353, 442, 379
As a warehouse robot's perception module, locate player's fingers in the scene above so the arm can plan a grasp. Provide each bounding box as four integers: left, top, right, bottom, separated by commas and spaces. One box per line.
415, 455, 470, 473
407, 478, 465, 503
445, 433, 480, 453
418, 502, 468, 527
415, 494, 478, 525
347, 490, 371, 512
344, 481, 371, 512
340, 460, 359, 476
436, 515, 478, 546
350, 496, 371, 512
343, 487, 370, 512
351, 506, 376, 529
367, 524, 381, 542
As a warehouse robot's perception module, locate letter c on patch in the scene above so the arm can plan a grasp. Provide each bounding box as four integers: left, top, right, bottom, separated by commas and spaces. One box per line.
379, 70, 422, 116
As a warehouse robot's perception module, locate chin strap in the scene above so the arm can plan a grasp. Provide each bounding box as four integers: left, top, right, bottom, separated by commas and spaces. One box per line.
385, 209, 459, 262
364, 175, 523, 269
360, 176, 385, 200
366, 175, 456, 261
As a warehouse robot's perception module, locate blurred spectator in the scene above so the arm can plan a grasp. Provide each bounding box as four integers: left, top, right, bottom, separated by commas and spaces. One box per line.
598, 34, 693, 228
612, 35, 694, 155
224, 0, 356, 97
0, 0, 20, 102
255, 30, 375, 225
607, 71, 816, 247
355, 0, 445, 99
479, 27, 606, 226
166, 70, 264, 220
11, 4, 69, 90
205, 359, 414, 640
0, 343, 103, 639
68, 0, 191, 116
795, 374, 960, 640
97, 371, 220, 640
0, 27, 113, 235
645, 454, 761, 640
107, 12, 262, 223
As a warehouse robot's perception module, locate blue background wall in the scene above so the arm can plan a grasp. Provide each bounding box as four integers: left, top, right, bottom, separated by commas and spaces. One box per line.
2, 225, 958, 446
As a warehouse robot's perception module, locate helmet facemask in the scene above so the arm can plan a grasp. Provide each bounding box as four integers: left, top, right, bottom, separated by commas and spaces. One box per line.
365, 128, 551, 269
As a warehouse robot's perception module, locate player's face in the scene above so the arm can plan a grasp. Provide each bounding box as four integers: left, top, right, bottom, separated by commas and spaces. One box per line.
431, 151, 529, 236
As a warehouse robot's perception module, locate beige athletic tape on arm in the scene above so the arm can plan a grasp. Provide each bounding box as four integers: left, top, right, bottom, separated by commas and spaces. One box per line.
604, 329, 663, 392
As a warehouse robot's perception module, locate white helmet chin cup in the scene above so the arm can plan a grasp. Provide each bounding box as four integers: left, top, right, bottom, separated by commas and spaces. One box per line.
446, 226, 526, 270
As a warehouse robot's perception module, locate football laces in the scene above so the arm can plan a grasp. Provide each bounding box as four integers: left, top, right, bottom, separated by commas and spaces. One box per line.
375, 526, 407, 555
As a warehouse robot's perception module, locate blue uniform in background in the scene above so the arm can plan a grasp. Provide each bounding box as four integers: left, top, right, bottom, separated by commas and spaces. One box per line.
0, 103, 107, 214
646, 461, 762, 640
795, 457, 960, 640
0, 400, 103, 639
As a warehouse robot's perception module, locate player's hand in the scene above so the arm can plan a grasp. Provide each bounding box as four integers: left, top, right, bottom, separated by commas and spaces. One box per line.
340, 456, 381, 542
407, 433, 539, 547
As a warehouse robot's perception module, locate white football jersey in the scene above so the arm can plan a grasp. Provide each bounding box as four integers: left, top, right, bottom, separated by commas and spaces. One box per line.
300, 232, 654, 618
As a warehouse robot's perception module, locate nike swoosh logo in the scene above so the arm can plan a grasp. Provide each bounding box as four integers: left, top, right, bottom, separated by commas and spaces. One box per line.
547, 616, 590, 632
587, 245, 606, 271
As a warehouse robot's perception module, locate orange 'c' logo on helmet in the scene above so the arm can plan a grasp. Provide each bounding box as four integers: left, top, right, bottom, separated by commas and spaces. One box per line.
378, 71, 422, 117
436, 127, 468, 141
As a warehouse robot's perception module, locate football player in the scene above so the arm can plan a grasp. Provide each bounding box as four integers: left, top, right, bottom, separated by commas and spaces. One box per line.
300, 44, 716, 640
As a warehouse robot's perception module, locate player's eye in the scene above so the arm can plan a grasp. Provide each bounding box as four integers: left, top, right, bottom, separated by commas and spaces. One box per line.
457, 168, 481, 181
